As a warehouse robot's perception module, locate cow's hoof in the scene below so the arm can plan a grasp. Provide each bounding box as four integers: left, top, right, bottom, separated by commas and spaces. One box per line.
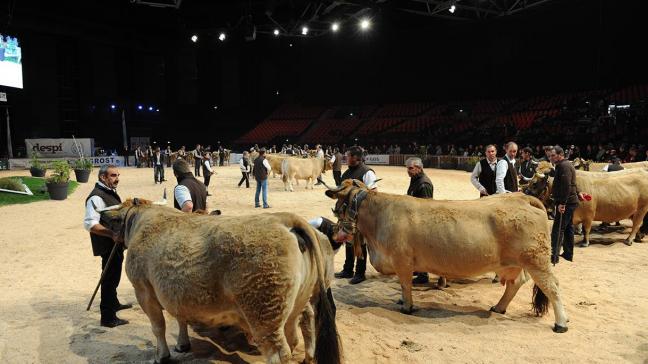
174, 343, 191, 353
624, 239, 633, 246
489, 306, 505, 315
552, 324, 568, 333
396, 299, 404, 305
578, 241, 589, 248
154, 354, 171, 364
400, 306, 417, 315
635, 235, 644, 243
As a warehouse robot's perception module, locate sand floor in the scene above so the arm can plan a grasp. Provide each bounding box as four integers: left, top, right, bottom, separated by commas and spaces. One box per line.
1, 165, 647, 363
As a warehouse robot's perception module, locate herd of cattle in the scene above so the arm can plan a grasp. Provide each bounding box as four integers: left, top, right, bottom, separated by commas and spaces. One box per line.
89, 156, 648, 363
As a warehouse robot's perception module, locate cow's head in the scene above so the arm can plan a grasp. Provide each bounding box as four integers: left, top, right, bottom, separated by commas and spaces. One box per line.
323, 178, 371, 243
572, 158, 591, 171
93, 192, 167, 247
524, 172, 553, 208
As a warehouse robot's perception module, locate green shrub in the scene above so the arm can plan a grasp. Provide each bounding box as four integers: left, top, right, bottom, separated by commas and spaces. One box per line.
30, 152, 46, 170
0, 177, 25, 192
47, 160, 71, 184
73, 158, 93, 171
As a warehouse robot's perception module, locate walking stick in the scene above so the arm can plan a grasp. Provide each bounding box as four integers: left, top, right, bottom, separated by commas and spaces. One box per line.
552, 208, 565, 266
86, 243, 119, 311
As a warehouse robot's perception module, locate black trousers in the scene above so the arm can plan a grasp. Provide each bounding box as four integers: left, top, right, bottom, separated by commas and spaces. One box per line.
154, 164, 164, 183
342, 242, 367, 275
204, 173, 211, 187
100, 249, 124, 320
551, 204, 576, 263
238, 172, 250, 187
194, 160, 201, 176
333, 171, 342, 186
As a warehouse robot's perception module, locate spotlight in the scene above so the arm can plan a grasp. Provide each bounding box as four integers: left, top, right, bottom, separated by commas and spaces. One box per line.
349, 112, 354, 116
219, 32, 226, 41
459, 109, 463, 112
137, 105, 143, 110
110, 104, 116, 110
148, 106, 154, 111
156, 108, 160, 112
289, 43, 293, 47
331, 22, 340, 32
190, 34, 198, 43
301, 26, 309, 35
449, 4, 456, 13
359, 18, 371, 30
214, 106, 218, 110
275, 90, 280, 95
273, 29, 280, 36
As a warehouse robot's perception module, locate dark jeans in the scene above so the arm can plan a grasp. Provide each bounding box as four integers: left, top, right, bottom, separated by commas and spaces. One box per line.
204, 173, 211, 187
154, 164, 164, 183
100, 249, 124, 320
333, 171, 342, 186
342, 242, 367, 275
551, 204, 576, 263
238, 172, 250, 188
195, 160, 201, 176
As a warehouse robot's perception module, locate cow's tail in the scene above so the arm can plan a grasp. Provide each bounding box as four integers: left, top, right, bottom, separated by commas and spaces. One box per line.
291, 223, 342, 364
532, 284, 549, 316
281, 159, 289, 183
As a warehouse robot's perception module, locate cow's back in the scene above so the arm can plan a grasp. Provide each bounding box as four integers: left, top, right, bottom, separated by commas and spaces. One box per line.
575, 170, 648, 223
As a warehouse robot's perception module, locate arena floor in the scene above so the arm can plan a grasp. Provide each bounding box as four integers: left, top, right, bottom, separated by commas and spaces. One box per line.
1, 165, 647, 363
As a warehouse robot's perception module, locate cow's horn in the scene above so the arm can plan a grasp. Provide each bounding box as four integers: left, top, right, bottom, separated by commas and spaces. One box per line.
96, 204, 122, 212
535, 172, 545, 179
153, 189, 168, 205
317, 177, 332, 189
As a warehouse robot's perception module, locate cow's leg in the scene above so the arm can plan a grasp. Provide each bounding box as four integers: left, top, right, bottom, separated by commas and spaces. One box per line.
396, 269, 415, 314
526, 268, 569, 333
626, 207, 648, 245
288, 175, 294, 192
255, 329, 292, 364
579, 219, 592, 247
490, 269, 528, 314
283, 314, 300, 353
174, 318, 191, 353
299, 303, 316, 364
133, 283, 171, 363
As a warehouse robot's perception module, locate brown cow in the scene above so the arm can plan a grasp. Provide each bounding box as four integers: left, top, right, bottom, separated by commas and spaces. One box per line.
325, 180, 569, 333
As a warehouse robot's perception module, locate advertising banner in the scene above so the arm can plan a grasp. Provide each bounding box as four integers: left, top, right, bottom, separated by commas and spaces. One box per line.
25, 138, 94, 157
364, 154, 390, 165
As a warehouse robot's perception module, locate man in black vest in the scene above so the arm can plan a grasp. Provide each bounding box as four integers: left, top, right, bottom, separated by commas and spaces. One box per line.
470, 144, 498, 197
192, 144, 202, 177
253, 148, 272, 208
331, 147, 343, 186
518, 147, 538, 184
334, 146, 378, 285
405, 157, 445, 286
83, 165, 131, 327
495, 141, 519, 194
153, 147, 166, 184
173, 159, 207, 212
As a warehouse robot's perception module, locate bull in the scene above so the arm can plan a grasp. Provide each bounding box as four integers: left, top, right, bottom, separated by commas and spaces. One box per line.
95, 199, 341, 364
526, 162, 648, 246
281, 158, 331, 191
324, 179, 569, 333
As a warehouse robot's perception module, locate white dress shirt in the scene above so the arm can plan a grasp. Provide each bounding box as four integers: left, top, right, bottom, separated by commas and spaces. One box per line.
495, 156, 517, 194
204, 160, 213, 173
239, 158, 250, 172
470, 158, 498, 194
363, 170, 378, 189
329, 155, 336, 164
263, 158, 272, 172
83, 182, 117, 232
316, 149, 324, 159
174, 185, 192, 209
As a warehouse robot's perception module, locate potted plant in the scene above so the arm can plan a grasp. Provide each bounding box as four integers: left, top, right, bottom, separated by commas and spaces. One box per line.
30, 152, 47, 177
73, 158, 93, 183
46, 160, 71, 200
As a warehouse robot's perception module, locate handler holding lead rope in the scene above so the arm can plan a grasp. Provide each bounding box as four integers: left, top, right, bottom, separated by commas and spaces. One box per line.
83, 164, 131, 327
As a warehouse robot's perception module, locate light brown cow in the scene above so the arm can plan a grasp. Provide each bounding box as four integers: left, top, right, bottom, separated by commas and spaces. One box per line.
281, 158, 331, 191
325, 180, 569, 333
528, 162, 648, 246
572, 158, 648, 172
97, 200, 341, 364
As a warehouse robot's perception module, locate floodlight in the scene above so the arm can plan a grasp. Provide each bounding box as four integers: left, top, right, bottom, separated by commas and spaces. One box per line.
331, 22, 340, 32
190, 35, 198, 42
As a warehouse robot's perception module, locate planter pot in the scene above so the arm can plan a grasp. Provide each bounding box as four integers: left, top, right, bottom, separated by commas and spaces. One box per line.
74, 169, 91, 183
30, 167, 46, 177
46, 182, 69, 200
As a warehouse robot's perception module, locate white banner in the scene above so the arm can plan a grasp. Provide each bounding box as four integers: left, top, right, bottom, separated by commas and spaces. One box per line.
25, 138, 94, 157
9, 156, 125, 169
230, 153, 243, 164
364, 154, 390, 165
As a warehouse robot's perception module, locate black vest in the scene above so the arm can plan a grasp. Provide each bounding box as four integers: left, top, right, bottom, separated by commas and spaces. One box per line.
407, 173, 434, 199
607, 163, 624, 172
478, 159, 497, 195
202, 159, 211, 176
519, 159, 537, 179
503, 156, 519, 192
174, 176, 207, 212
85, 183, 122, 256
253, 156, 268, 181
333, 153, 343, 171
341, 162, 373, 183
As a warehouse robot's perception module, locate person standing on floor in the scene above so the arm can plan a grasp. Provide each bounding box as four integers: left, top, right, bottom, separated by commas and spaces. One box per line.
153, 147, 165, 184
173, 159, 207, 213
331, 147, 343, 186
238, 151, 251, 188
192, 144, 202, 177
202, 152, 214, 196
253, 148, 272, 209
470, 144, 498, 197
